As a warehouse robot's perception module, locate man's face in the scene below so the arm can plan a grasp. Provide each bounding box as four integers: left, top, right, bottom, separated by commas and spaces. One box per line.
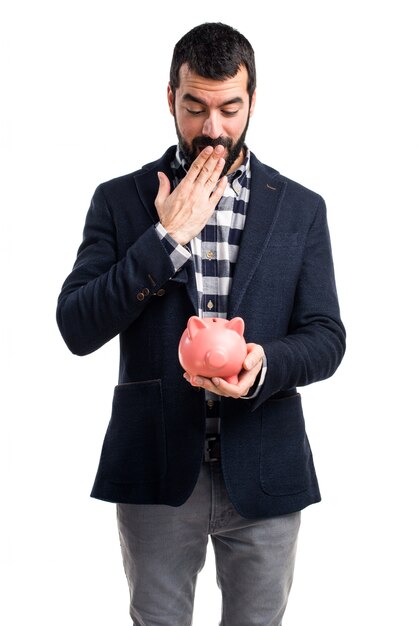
168, 64, 256, 176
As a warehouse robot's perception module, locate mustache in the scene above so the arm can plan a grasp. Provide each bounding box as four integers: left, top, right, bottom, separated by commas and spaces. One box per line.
191, 136, 233, 151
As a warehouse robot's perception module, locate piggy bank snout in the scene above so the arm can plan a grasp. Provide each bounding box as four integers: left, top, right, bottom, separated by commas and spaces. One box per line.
205, 348, 228, 369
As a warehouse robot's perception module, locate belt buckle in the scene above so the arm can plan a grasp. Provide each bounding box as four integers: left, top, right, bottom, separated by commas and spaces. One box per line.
204, 435, 220, 462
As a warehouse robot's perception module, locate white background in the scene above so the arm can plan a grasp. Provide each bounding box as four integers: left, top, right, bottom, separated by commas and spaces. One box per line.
2, 0, 417, 624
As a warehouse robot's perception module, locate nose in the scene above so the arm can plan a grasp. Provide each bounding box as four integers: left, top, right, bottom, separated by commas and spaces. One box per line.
202, 112, 222, 139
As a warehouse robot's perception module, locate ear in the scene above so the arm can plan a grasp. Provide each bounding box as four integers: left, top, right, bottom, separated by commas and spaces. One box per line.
187, 316, 207, 339
226, 317, 245, 337
249, 90, 256, 117
167, 83, 175, 116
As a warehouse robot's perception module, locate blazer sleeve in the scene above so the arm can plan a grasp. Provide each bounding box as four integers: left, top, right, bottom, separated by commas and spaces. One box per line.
56, 184, 178, 356
253, 197, 346, 409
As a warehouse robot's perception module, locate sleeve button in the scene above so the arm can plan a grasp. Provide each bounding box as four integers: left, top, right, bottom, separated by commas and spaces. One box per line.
156, 289, 165, 296
136, 292, 145, 301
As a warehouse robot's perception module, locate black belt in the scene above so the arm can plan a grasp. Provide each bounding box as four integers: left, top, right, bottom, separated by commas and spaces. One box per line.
204, 435, 221, 462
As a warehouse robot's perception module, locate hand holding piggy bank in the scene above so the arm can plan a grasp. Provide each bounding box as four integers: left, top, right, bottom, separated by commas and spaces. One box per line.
178, 316, 247, 385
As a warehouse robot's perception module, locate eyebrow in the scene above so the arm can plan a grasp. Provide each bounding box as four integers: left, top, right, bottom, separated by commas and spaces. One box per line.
182, 93, 244, 107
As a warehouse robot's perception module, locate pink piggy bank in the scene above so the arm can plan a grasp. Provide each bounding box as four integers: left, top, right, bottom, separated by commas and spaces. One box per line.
178, 316, 247, 385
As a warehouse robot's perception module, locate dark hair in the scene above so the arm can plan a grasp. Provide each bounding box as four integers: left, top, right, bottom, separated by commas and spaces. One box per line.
169, 23, 256, 98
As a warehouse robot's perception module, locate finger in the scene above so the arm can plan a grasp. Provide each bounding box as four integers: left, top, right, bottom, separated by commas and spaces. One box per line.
189, 145, 227, 187
186, 146, 214, 183
243, 344, 265, 371
187, 365, 260, 398
211, 369, 257, 398
209, 174, 228, 206
204, 156, 226, 190
197, 146, 226, 187
155, 171, 171, 211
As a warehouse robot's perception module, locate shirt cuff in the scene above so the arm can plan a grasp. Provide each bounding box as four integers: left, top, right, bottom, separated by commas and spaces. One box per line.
241, 354, 267, 400
155, 222, 191, 272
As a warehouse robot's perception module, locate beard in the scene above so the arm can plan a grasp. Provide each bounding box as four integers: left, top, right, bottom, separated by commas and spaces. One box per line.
174, 113, 250, 178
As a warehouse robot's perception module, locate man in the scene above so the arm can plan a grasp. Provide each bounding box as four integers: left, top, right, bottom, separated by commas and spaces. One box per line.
57, 22, 345, 626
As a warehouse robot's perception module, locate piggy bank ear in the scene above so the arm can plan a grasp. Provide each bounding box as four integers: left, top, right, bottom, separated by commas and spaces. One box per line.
187, 316, 207, 339
226, 317, 245, 337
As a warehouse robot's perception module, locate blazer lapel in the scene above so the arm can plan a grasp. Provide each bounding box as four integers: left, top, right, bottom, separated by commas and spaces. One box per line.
228, 154, 287, 317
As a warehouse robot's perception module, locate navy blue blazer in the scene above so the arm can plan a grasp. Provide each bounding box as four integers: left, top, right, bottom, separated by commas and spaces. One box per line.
57, 146, 345, 518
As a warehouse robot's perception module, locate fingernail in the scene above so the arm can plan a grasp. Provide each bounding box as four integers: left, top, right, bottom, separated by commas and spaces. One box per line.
203, 146, 212, 154
212, 377, 220, 386
214, 145, 223, 154
194, 376, 203, 385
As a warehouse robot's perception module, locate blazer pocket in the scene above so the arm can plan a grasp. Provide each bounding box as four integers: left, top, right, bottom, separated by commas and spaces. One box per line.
98, 380, 166, 484
260, 394, 314, 496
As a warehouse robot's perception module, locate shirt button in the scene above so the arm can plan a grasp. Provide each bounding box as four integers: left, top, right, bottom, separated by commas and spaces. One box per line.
206, 250, 215, 260
207, 399, 214, 409
207, 300, 214, 310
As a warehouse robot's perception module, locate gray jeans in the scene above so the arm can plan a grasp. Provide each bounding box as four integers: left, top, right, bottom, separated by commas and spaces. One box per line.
117, 461, 301, 626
